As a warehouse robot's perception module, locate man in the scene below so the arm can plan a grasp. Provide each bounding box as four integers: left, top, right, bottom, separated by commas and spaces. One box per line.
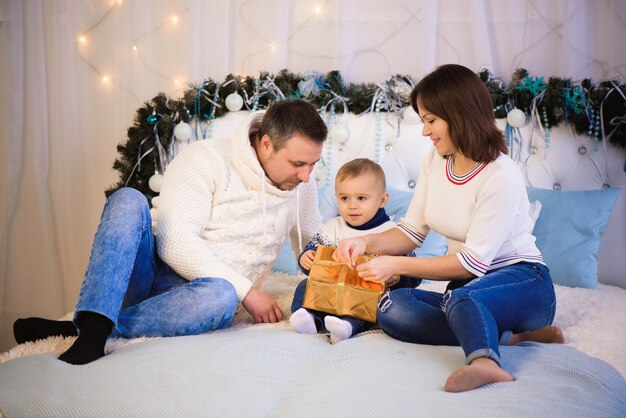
13, 99, 327, 364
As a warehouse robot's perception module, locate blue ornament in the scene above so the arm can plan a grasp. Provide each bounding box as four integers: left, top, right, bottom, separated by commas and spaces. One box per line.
623, 163, 626, 173
147, 114, 158, 124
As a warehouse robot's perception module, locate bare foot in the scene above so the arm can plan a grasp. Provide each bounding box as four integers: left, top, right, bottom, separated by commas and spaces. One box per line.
444, 357, 513, 393
509, 326, 564, 345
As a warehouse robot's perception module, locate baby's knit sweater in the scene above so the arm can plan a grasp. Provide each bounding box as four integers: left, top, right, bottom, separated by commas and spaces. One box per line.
156, 112, 321, 300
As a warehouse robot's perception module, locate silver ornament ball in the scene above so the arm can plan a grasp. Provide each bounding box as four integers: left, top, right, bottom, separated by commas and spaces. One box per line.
149, 173, 164, 193
225, 92, 244, 112
506, 108, 526, 128
173, 122, 192, 142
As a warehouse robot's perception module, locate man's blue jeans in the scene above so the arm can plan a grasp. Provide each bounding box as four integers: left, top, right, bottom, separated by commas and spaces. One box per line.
73, 188, 238, 338
376, 262, 556, 365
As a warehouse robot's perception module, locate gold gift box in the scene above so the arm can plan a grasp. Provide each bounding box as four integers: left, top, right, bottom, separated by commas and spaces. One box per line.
302, 245, 386, 323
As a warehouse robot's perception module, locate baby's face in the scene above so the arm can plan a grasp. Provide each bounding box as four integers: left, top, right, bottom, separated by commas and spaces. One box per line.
335, 173, 388, 227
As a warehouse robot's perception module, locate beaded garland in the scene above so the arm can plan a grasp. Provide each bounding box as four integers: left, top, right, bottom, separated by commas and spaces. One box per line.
588, 107, 601, 152
374, 95, 383, 164
324, 105, 336, 187
542, 107, 551, 152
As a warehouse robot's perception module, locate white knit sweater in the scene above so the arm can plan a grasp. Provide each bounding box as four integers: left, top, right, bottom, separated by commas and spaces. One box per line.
156, 112, 322, 300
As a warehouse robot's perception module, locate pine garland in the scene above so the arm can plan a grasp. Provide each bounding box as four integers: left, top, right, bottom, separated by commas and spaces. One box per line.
106, 68, 626, 199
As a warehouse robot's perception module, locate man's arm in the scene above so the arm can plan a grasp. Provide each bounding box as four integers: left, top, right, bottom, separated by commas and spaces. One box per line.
156, 142, 254, 300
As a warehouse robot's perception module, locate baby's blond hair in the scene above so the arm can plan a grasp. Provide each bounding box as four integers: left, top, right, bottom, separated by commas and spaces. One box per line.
335, 158, 386, 190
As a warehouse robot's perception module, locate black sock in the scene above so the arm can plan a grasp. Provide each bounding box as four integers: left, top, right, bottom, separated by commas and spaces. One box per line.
58, 312, 112, 365
13, 317, 78, 344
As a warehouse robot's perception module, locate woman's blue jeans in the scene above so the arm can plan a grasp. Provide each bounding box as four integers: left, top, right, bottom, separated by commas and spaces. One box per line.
376, 262, 556, 365
291, 276, 421, 336
73, 188, 238, 338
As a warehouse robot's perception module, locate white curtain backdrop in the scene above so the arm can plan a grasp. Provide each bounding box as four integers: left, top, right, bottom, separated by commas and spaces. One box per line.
1, 0, 625, 350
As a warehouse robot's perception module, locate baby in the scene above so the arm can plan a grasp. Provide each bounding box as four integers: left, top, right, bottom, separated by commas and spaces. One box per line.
290, 158, 420, 343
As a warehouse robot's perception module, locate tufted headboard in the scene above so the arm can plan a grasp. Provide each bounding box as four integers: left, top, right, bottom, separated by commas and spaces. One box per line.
199, 110, 626, 289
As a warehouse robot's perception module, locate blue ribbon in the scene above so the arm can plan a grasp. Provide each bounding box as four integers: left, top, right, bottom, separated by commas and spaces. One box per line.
516, 76, 547, 97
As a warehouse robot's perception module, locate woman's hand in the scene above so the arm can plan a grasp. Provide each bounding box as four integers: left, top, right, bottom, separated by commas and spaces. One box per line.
355, 256, 400, 285
333, 237, 367, 268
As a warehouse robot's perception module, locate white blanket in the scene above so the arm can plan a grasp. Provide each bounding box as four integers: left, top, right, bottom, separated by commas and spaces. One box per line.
1, 274, 625, 417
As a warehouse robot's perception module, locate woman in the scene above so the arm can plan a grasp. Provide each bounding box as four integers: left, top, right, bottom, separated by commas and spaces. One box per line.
333, 64, 563, 392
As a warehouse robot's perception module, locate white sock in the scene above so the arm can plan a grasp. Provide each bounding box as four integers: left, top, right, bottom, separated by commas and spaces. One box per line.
290, 308, 317, 334
324, 316, 353, 344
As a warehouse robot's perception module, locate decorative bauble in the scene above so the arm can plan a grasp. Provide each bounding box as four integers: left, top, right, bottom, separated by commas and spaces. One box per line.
225, 92, 244, 112
506, 108, 526, 128
173, 122, 192, 141
330, 124, 350, 142
402, 106, 420, 124
149, 173, 164, 193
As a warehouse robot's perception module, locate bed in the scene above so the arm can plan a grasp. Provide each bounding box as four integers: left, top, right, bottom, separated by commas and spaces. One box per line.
1, 111, 625, 417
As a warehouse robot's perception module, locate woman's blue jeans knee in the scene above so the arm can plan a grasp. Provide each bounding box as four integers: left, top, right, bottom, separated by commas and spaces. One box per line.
377, 262, 556, 365
74, 187, 238, 338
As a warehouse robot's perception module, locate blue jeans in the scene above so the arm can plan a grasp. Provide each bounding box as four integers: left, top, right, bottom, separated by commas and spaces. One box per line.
376, 262, 556, 365
74, 188, 238, 338
291, 276, 422, 336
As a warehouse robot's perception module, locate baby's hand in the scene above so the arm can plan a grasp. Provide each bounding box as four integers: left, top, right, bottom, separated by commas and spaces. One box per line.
300, 250, 316, 270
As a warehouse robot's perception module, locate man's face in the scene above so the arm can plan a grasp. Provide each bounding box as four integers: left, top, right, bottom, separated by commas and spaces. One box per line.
257, 133, 323, 190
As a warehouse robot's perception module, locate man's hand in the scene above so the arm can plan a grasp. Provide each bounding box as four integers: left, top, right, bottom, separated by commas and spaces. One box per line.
300, 250, 316, 270
242, 287, 284, 324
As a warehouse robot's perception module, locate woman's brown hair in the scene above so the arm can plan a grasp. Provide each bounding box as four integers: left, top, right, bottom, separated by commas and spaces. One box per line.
410, 64, 507, 162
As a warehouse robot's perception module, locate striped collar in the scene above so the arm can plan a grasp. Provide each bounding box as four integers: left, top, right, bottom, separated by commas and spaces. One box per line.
446, 157, 488, 185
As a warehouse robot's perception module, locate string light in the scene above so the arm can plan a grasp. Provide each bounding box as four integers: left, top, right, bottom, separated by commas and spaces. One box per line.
315, 6, 322, 13
75, 2, 193, 101
270, 41, 277, 52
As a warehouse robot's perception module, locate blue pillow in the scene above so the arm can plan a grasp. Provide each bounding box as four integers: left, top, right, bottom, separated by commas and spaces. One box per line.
527, 187, 620, 289
272, 238, 299, 275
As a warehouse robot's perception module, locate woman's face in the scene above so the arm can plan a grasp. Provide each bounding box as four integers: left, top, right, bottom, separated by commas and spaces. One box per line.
417, 101, 455, 157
